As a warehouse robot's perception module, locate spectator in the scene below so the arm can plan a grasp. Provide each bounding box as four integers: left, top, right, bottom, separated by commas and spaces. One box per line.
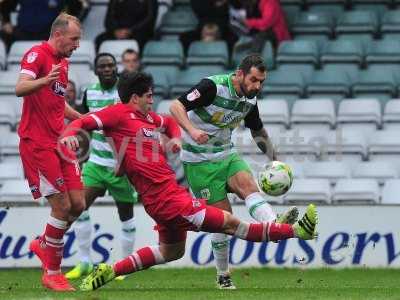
120, 48, 141, 75
65, 0, 91, 22
201, 23, 221, 42
244, 0, 291, 49
0, 0, 64, 50
155, 0, 173, 31
66, 80, 78, 108
95, 0, 158, 51
180, 0, 237, 54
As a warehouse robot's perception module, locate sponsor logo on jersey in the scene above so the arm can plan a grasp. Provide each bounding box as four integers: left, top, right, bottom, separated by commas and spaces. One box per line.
130, 113, 136, 119
27, 52, 38, 63
51, 81, 66, 97
142, 128, 155, 138
192, 199, 202, 208
200, 188, 210, 200
55, 177, 64, 187
187, 89, 201, 101
30, 185, 39, 193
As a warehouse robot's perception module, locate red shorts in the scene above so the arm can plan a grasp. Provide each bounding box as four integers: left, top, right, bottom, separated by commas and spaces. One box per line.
19, 138, 83, 199
141, 179, 208, 244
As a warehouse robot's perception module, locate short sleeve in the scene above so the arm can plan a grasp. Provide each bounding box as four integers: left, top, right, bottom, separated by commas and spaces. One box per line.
244, 103, 263, 131
20, 47, 44, 79
90, 104, 121, 129
177, 78, 217, 111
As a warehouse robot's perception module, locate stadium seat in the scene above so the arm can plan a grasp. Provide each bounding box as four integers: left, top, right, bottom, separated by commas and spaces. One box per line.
381, 179, 400, 204
98, 40, 140, 63
0, 71, 20, 95
0, 161, 24, 184
276, 40, 319, 67
0, 179, 32, 201
282, 4, 302, 29
332, 179, 380, 204
0, 40, 6, 70
1, 132, 19, 156
308, 2, 346, 19
291, 11, 334, 38
261, 68, 305, 103
306, 70, 351, 104
320, 40, 364, 67
337, 98, 382, 133
232, 38, 274, 69
303, 161, 350, 184
283, 157, 304, 178
335, 11, 379, 37
160, 10, 198, 36
320, 129, 368, 164
7, 41, 40, 70
142, 40, 184, 67
383, 99, 400, 130
290, 98, 336, 131
368, 130, 400, 168
274, 128, 325, 161
75, 69, 98, 96
186, 41, 229, 67
69, 40, 95, 68
283, 178, 331, 205
352, 161, 397, 185
294, 35, 329, 48
257, 99, 290, 130
0, 103, 15, 129
155, 99, 172, 115
321, 64, 359, 84
352, 67, 397, 103
381, 10, 400, 35
365, 40, 400, 66
143, 66, 173, 99
351, 3, 390, 19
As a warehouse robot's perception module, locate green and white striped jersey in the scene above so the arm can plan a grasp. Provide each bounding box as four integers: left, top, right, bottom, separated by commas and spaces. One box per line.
178, 73, 263, 163
83, 82, 120, 167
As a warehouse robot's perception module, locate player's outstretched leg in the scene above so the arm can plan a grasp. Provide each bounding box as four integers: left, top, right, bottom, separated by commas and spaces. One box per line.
276, 206, 299, 225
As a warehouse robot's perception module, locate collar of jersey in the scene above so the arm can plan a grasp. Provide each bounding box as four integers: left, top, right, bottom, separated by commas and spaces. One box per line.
227, 73, 240, 99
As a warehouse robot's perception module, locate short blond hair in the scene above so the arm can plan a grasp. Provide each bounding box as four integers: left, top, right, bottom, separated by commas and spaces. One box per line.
50, 13, 80, 36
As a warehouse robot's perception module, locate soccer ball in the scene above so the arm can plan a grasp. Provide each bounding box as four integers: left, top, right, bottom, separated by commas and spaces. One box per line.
258, 161, 293, 196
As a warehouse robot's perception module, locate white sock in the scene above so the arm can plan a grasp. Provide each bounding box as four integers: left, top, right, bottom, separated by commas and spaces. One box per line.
211, 233, 230, 276
74, 210, 92, 264
245, 192, 276, 222
121, 217, 136, 258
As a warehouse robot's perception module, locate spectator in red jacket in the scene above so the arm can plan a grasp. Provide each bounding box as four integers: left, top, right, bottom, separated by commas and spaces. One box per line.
245, 0, 291, 47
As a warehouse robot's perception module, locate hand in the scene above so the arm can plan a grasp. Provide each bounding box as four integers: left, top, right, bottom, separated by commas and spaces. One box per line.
2, 22, 13, 34
166, 138, 182, 154
60, 136, 79, 151
190, 128, 209, 144
43, 64, 61, 85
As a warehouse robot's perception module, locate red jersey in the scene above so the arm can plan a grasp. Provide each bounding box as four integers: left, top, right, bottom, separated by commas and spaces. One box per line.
66, 103, 181, 196
18, 42, 69, 147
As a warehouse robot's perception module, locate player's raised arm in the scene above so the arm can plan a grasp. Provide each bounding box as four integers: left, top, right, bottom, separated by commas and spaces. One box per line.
244, 103, 276, 160
16, 63, 62, 97
154, 113, 182, 153
64, 100, 82, 121
169, 78, 216, 145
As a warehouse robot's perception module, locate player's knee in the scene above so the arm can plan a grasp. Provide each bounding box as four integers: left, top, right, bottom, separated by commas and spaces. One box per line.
160, 244, 185, 262
71, 200, 86, 215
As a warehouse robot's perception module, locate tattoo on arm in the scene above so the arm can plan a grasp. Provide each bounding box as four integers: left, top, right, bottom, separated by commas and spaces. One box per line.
250, 128, 275, 160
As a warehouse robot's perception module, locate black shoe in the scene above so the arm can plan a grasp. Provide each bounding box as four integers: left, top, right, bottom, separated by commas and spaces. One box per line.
216, 275, 236, 289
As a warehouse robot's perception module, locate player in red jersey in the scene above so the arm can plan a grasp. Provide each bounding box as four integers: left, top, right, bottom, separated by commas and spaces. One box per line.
15, 13, 85, 292
61, 71, 318, 291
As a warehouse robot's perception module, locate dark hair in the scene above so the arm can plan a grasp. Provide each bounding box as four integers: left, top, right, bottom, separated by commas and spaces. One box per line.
122, 48, 138, 59
118, 71, 153, 103
94, 52, 117, 67
238, 54, 266, 74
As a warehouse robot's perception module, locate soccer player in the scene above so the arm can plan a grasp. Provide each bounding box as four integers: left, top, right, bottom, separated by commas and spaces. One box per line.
66, 53, 138, 280
60, 71, 318, 291
15, 13, 85, 291
169, 54, 296, 288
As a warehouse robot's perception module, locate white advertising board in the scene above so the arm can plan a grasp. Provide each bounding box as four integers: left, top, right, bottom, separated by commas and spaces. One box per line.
0, 205, 399, 268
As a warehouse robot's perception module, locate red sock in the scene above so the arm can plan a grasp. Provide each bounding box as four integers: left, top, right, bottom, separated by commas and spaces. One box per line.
113, 246, 165, 276
235, 222, 294, 242
44, 216, 68, 273
267, 222, 294, 241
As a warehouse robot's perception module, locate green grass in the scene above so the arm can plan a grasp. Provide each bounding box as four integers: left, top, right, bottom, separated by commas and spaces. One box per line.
0, 268, 399, 300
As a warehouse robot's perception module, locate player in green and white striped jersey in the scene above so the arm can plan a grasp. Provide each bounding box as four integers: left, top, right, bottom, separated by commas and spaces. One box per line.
170, 54, 299, 289
66, 53, 137, 280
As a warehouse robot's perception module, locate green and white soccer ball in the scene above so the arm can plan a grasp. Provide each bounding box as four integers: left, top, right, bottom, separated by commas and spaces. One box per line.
258, 161, 293, 196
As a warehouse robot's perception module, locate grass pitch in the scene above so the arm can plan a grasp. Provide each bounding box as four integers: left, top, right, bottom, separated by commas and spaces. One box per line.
0, 268, 398, 300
